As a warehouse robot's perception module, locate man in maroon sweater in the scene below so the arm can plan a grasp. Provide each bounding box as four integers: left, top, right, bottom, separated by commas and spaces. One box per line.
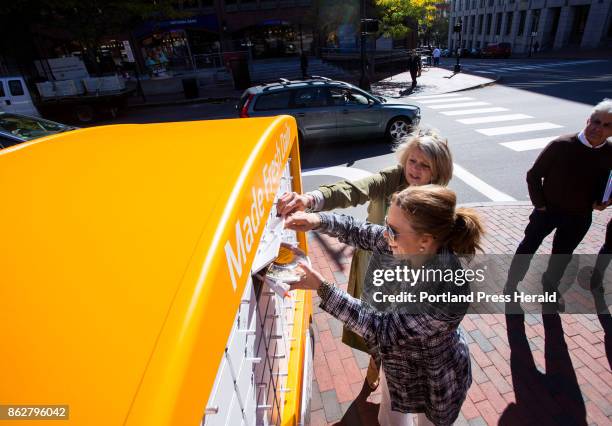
506, 99, 612, 312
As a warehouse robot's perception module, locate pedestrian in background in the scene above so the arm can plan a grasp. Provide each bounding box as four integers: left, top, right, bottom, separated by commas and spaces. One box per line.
300, 51, 309, 79
277, 129, 454, 391
408, 50, 421, 89
433, 47, 441, 66
505, 99, 612, 312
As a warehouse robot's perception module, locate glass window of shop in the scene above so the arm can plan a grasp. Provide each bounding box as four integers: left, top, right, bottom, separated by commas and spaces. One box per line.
233, 24, 312, 59
141, 30, 192, 75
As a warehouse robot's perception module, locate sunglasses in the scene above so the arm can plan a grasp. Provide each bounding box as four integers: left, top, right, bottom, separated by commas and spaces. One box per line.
384, 217, 401, 241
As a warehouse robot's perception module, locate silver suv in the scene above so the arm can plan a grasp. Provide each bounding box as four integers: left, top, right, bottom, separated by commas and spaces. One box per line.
238, 77, 420, 143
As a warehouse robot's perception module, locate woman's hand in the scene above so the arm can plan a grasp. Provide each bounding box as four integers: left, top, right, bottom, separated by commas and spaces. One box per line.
285, 211, 321, 232
290, 261, 326, 291
277, 192, 312, 216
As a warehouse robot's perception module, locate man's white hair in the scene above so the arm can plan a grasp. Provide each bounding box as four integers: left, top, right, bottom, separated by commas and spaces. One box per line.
592, 98, 612, 115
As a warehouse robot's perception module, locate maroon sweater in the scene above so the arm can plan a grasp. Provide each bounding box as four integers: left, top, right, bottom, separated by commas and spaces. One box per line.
526, 134, 612, 215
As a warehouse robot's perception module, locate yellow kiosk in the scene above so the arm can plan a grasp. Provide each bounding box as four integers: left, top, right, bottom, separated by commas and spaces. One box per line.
0, 116, 313, 425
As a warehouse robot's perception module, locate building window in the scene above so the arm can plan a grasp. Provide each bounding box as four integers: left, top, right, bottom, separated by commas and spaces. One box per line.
518, 10, 526, 36
531, 9, 540, 34
480, 0, 484, 8
478, 15, 483, 34
488, 0, 493, 6
505, 12, 513, 35
486, 14, 492, 35
495, 13, 502, 35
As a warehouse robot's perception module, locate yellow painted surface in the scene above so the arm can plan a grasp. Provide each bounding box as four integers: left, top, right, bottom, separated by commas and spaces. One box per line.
0, 116, 310, 425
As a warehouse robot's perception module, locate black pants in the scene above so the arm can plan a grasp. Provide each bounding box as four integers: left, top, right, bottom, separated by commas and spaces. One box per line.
410, 71, 417, 88
506, 209, 592, 293
591, 219, 612, 291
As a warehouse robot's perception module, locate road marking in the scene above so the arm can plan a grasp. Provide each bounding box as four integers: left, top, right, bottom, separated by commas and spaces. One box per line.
303, 163, 515, 203
500, 137, 555, 151
429, 101, 490, 109
456, 113, 533, 125
441, 107, 509, 116
453, 163, 516, 202
415, 97, 475, 104
409, 93, 463, 100
476, 122, 563, 136
302, 166, 372, 181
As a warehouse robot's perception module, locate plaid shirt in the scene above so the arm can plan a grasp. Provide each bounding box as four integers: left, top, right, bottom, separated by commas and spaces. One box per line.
317, 212, 471, 426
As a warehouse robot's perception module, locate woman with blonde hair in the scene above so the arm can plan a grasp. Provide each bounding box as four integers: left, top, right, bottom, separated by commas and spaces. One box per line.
277, 129, 453, 389
286, 185, 483, 426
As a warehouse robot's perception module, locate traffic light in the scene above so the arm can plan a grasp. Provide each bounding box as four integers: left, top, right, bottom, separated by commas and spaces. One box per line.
360, 18, 379, 34
454, 21, 463, 33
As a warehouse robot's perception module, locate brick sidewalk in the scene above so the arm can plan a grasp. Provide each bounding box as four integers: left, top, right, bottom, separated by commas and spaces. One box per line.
307, 203, 612, 426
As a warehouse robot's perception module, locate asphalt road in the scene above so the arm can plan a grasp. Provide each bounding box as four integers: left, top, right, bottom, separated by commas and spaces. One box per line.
97, 57, 612, 220
299, 57, 612, 219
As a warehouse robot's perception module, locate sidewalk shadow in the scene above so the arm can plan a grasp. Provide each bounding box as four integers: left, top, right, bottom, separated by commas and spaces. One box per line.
331, 381, 380, 426
500, 312, 587, 426
597, 312, 612, 370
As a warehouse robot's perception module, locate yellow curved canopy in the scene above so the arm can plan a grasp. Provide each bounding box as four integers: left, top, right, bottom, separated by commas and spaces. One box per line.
0, 115, 299, 425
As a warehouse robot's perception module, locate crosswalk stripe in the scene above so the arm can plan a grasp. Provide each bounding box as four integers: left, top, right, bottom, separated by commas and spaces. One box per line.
440, 107, 509, 116
500, 137, 555, 151
452, 164, 516, 202
476, 122, 563, 136
429, 101, 490, 109
456, 114, 533, 125
416, 96, 475, 104
409, 93, 463, 100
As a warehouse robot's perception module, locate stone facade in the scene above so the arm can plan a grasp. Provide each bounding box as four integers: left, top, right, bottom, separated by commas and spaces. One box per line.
447, 0, 612, 54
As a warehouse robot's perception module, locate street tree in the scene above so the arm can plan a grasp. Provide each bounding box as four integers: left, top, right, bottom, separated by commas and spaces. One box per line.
374, 0, 438, 41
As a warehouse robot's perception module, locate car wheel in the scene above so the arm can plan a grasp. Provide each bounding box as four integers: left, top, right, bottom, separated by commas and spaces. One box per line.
75, 105, 94, 123
386, 117, 412, 143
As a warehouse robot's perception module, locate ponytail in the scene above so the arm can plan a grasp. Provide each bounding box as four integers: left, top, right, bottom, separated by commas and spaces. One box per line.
392, 185, 485, 256
446, 208, 484, 256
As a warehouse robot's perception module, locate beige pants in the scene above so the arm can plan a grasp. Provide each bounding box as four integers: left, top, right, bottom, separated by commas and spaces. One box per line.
378, 366, 435, 426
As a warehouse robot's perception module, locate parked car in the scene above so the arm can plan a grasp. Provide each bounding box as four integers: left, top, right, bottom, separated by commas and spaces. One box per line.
238, 77, 421, 143
0, 112, 76, 149
457, 48, 471, 58
470, 48, 482, 58
482, 42, 512, 58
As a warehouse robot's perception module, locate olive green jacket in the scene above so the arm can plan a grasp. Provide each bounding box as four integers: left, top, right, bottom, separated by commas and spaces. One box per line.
317, 164, 408, 352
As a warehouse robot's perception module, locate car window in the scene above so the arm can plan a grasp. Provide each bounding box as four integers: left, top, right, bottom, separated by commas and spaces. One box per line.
8, 80, 25, 96
0, 134, 20, 149
0, 81, 5, 97
328, 87, 346, 106
346, 89, 370, 106
254, 90, 291, 111
292, 87, 328, 108
0, 113, 71, 141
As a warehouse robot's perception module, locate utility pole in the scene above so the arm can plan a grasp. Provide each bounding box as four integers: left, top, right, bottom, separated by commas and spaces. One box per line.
359, 0, 370, 91
454, 18, 462, 73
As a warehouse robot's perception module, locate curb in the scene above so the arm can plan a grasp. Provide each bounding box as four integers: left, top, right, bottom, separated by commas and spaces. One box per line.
449, 72, 502, 93
126, 95, 240, 109
458, 201, 531, 208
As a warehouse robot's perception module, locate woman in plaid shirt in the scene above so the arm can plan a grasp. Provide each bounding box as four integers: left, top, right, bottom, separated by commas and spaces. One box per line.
287, 185, 484, 426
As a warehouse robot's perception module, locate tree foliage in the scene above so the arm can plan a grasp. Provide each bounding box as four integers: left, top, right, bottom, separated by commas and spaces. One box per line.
375, 0, 438, 39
